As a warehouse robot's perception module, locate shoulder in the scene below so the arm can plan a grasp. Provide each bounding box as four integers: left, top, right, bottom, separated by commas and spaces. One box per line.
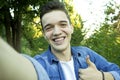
34, 51, 49, 60
72, 46, 92, 51
22, 54, 50, 80
72, 46, 95, 55
34, 51, 49, 64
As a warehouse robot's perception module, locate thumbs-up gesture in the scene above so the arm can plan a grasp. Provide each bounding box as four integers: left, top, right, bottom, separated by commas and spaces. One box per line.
79, 55, 102, 80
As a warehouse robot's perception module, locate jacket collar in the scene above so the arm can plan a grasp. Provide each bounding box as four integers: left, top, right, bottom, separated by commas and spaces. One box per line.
46, 46, 82, 64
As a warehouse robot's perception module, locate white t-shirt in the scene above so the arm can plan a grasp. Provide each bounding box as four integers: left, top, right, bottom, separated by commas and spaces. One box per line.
60, 56, 76, 80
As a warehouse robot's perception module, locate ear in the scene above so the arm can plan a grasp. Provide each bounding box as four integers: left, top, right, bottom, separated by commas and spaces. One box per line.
70, 25, 74, 34
42, 31, 47, 40
43, 33, 47, 39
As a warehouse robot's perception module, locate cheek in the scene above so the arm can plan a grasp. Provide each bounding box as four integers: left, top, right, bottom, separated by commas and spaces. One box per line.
63, 28, 73, 34
44, 31, 52, 40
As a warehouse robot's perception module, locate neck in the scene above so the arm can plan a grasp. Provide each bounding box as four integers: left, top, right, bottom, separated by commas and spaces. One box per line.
51, 45, 71, 61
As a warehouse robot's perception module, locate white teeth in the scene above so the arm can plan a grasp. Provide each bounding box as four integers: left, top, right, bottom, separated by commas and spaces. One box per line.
54, 37, 64, 42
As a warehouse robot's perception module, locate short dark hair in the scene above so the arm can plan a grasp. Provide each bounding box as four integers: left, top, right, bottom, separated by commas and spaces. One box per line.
40, 0, 71, 28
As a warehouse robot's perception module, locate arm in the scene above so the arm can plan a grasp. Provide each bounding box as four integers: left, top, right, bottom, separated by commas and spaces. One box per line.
0, 37, 37, 80
87, 47, 120, 80
79, 55, 114, 80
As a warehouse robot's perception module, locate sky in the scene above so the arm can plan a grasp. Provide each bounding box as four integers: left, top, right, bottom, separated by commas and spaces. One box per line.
73, 0, 120, 37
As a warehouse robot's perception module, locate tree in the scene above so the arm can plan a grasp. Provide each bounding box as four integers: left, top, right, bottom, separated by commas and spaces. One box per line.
83, 0, 120, 66
0, 0, 51, 52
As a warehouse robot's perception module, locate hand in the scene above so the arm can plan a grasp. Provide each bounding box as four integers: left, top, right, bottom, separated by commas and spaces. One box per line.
79, 55, 102, 80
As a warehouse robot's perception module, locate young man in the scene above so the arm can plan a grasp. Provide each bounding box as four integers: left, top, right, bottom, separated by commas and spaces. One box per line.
34, 0, 120, 80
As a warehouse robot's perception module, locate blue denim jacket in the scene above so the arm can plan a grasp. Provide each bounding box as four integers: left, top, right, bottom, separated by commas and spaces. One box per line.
34, 46, 120, 80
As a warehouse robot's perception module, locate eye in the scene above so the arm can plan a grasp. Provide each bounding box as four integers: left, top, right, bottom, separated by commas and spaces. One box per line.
44, 25, 54, 32
60, 23, 67, 28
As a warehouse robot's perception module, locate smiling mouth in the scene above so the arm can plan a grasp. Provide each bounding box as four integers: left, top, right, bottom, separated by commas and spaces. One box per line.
52, 37, 65, 43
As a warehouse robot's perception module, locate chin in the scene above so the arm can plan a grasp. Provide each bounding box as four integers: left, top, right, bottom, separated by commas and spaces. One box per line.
52, 45, 67, 52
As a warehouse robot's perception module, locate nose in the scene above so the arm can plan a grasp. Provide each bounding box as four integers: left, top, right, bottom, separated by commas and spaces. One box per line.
53, 26, 62, 36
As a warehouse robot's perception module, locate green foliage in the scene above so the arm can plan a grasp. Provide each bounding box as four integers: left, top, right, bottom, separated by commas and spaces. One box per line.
83, 24, 120, 66
21, 14, 48, 56
71, 27, 85, 46
0, 0, 54, 55
21, 35, 48, 57
82, 0, 120, 66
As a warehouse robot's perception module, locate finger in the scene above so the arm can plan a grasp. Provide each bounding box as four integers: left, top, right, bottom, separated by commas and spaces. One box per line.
79, 68, 87, 74
79, 69, 84, 74
86, 55, 91, 66
86, 55, 94, 67
79, 69, 83, 80
79, 73, 85, 80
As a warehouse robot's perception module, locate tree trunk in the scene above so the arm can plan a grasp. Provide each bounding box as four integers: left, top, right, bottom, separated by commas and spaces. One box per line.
3, 6, 22, 53
15, 13, 22, 52
12, 10, 22, 53
4, 7, 13, 46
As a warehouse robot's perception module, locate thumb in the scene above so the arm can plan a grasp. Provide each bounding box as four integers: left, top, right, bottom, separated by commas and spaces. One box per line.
86, 55, 95, 68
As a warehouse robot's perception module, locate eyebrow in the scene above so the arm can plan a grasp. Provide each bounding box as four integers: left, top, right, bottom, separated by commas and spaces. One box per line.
43, 24, 51, 30
43, 20, 68, 29
59, 21, 67, 23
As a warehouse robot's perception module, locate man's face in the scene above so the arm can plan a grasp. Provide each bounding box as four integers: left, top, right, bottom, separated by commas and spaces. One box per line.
42, 10, 73, 52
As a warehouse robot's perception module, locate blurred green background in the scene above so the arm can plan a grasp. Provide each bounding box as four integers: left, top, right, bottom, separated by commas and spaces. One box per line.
0, 0, 120, 66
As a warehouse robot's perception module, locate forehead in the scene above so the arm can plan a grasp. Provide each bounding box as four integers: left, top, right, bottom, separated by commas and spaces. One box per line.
42, 10, 69, 26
